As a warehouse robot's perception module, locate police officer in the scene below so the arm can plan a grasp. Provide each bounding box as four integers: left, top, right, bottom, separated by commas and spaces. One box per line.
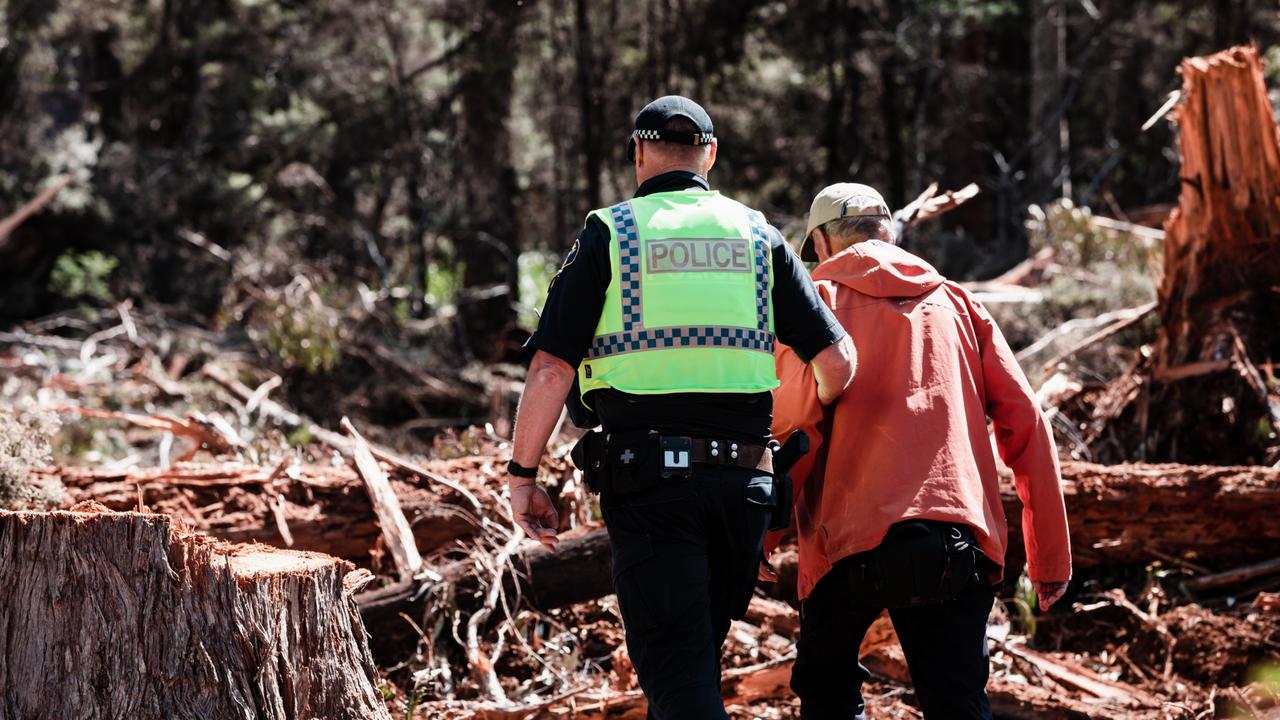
505, 95, 855, 719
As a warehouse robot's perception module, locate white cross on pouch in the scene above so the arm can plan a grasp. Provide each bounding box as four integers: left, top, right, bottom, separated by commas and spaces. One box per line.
620, 449, 635, 464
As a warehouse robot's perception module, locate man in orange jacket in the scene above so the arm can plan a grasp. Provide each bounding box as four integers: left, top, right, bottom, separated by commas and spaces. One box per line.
772, 183, 1072, 719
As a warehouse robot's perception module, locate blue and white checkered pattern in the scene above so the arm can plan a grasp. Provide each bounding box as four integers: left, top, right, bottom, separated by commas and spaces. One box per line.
746, 210, 772, 331
587, 325, 774, 359
590, 202, 775, 361
609, 202, 643, 331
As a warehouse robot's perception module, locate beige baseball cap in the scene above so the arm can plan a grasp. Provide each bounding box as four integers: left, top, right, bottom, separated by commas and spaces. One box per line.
800, 183, 891, 261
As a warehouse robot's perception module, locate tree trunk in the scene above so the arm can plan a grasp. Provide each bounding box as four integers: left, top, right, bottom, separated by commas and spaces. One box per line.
455, 0, 527, 362
0, 506, 389, 720
878, 12, 906, 209
1028, 0, 1061, 203
575, 0, 602, 210
54, 457, 1280, 608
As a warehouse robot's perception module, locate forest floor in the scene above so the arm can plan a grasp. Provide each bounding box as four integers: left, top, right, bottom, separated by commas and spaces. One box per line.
3, 303, 1278, 720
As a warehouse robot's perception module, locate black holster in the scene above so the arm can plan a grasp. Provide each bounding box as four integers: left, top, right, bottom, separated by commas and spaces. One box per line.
768, 472, 792, 532
570, 429, 606, 494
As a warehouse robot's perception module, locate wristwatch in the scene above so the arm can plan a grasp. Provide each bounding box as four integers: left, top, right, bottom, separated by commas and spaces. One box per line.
506, 459, 538, 479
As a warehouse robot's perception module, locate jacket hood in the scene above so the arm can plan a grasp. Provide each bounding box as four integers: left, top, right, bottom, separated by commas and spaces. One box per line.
811, 239, 944, 299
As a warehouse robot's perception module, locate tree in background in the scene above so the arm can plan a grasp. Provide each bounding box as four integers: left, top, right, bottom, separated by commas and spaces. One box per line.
1, 0, 1277, 351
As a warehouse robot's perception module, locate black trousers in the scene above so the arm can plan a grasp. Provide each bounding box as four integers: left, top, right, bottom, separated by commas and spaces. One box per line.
601, 468, 775, 720
791, 557, 995, 720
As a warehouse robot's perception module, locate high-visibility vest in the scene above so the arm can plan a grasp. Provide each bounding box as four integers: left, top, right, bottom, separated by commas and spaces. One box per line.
577, 190, 778, 403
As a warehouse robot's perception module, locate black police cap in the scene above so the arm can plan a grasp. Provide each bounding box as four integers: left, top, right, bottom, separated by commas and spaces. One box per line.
626, 95, 716, 161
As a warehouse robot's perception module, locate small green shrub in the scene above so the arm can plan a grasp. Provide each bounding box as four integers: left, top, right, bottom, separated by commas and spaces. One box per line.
246, 277, 347, 374
991, 200, 1159, 383
48, 250, 118, 303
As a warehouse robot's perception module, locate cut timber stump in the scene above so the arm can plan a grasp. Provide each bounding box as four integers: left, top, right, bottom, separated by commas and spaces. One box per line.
0, 507, 390, 720
1092, 45, 1280, 465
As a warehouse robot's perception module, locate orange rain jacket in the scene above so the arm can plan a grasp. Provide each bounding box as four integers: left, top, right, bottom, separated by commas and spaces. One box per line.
772, 239, 1072, 601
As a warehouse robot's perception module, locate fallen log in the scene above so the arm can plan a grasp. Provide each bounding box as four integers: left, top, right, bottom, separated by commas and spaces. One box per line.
1006, 462, 1280, 571
1187, 556, 1280, 593
350, 460, 1280, 665
50, 457, 1280, 600
36, 462, 480, 565
358, 525, 615, 665
0, 505, 389, 719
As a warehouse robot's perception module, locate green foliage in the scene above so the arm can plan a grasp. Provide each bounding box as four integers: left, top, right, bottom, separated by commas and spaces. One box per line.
245, 278, 349, 374
990, 200, 1159, 382
376, 682, 396, 704
1027, 201, 1157, 319
2, 0, 1278, 352
0, 405, 64, 510
1027, 200, 1155, 272
48, 250, 118, 304
1009, 572, 1038, 638
517, 250, 559, 331
1250, 661, 1280, 692
425, 261, 461, 310
285, 425, 314, 447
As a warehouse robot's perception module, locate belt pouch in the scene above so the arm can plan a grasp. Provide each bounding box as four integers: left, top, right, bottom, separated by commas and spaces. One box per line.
604, 430, 660, 496
570, 430, 606, 494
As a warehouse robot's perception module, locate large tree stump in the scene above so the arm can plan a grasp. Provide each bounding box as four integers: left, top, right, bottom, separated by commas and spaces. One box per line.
0, 506, 390, 720
1097, 45, 1280, 464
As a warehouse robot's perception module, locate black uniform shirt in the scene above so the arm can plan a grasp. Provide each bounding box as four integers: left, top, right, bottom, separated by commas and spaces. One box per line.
525, 171, 845, 444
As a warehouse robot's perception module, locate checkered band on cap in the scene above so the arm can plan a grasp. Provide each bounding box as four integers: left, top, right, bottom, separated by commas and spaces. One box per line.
631, 129, 716, 145
587, 326, 775, 359
746, 209, 772, 332
609, 202, 643, 331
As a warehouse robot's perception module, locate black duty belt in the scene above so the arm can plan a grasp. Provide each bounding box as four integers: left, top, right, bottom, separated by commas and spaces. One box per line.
573, 429, 775, 484
572, 429, 807, 533
676, 436, 773, 474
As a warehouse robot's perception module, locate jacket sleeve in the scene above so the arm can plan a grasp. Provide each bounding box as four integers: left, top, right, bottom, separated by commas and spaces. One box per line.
969, 293, 1073, 583
766, 338, 827, 556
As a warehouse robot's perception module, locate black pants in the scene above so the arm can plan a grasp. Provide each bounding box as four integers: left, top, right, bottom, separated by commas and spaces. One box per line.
602, 468, 775, 720
791, 557, 995, 720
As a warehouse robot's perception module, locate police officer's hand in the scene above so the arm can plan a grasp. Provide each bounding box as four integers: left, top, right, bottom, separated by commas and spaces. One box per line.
509, 481, 560, 551
1034, 580, 1069, 610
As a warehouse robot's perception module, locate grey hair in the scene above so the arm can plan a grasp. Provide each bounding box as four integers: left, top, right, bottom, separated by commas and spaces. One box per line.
820, 215, 896, 245
644, 116, 712, 166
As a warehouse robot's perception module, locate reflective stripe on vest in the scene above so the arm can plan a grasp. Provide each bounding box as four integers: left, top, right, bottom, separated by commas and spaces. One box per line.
586, 200, 774, 360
